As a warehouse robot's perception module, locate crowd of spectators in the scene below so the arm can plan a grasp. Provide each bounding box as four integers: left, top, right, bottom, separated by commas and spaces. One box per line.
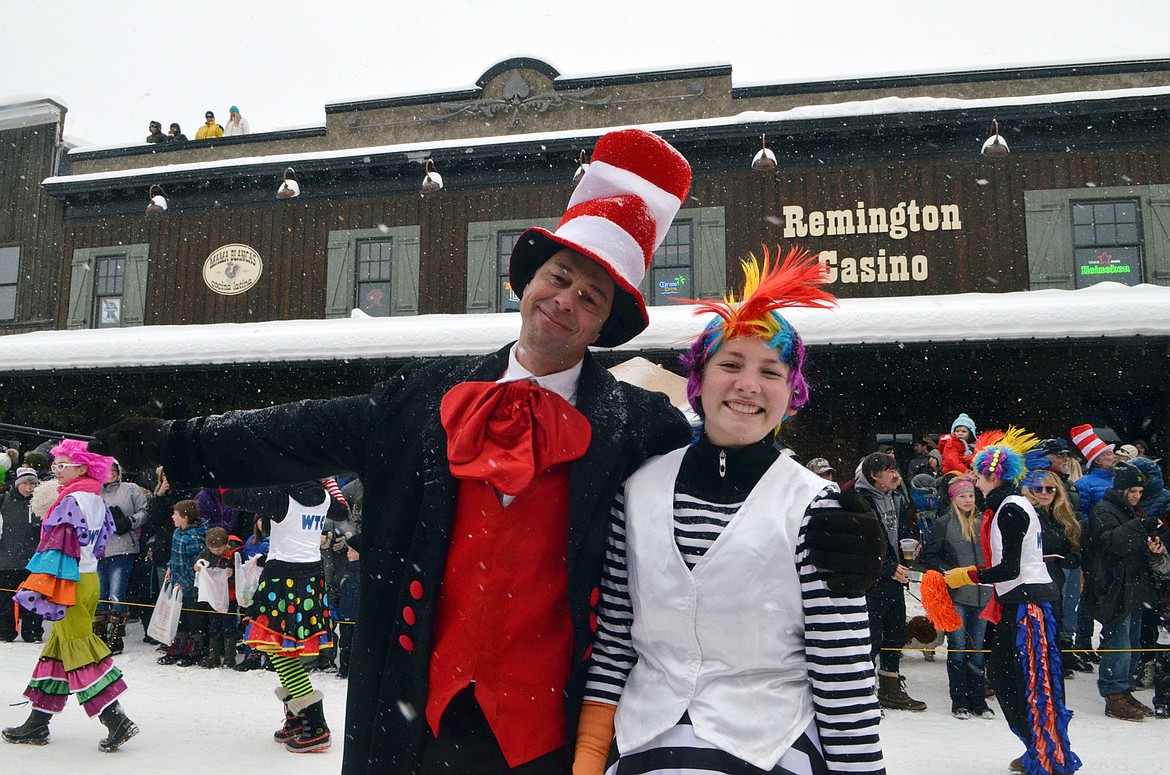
0, 440, 358, 679
801, 419, 1170, 722
144, 105, 250, 145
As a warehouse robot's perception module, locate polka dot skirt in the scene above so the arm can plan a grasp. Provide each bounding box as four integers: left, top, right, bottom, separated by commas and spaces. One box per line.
243, 572, 334, 657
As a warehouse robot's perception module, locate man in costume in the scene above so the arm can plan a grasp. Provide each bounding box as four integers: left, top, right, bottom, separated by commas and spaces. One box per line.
91, 129, 883, 774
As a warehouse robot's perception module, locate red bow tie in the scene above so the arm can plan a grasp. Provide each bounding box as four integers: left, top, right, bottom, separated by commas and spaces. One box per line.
440, 380, 592, 496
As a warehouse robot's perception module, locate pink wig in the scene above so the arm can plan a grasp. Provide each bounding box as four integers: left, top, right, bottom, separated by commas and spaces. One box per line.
50, 439, 115, 483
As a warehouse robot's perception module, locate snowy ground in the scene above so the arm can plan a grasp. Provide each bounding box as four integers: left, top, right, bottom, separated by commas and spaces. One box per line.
1, 618, 1164, 773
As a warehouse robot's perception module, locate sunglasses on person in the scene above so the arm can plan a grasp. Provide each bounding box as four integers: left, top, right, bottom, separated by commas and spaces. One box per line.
1037, 486, 1060, 494
51, 462, 84, 473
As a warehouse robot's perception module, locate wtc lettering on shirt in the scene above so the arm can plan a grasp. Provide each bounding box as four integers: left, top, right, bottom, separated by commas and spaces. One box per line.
301, 514, 326, 530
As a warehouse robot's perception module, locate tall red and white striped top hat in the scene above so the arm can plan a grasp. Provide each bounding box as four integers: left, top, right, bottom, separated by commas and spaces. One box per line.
1070, 424, 1114, 466
509, 128, 692, 347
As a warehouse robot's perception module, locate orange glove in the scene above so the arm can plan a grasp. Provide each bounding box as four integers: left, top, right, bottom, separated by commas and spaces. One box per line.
573, 700, 616, 775
944, 566, 978, 588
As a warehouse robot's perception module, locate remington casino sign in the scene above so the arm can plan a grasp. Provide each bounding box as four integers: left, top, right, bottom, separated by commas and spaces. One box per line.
780, 200, 963, 285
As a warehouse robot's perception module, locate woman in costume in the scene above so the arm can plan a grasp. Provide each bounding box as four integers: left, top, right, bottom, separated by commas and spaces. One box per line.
944, 429, 1080, 775
3, 440, 138, 752
223, 481, 344, 753
574, 248, 884, 775
921, 475, 995, 720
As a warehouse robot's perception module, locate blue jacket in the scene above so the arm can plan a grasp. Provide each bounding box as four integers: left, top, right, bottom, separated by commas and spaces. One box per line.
168, 521, 208, 593
1132, 457, 1170, 520
1075, 466, 1114, 522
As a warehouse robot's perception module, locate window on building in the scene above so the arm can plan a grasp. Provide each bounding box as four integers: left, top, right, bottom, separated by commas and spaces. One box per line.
93, 253, 126, 328
0, 246, 18, 322
1024, 185, 1170, 291
1071, 199, 1143, 288
496, 230, 524, 312
325, 226, 420, 319
645, 220, 693, 306
356, 238, 394, 317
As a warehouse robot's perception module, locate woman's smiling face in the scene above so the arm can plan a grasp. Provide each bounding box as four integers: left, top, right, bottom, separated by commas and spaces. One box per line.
699, 336, 795, 448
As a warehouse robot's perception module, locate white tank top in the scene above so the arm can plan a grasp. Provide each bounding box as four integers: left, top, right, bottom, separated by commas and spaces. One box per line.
267, 492, 331, 564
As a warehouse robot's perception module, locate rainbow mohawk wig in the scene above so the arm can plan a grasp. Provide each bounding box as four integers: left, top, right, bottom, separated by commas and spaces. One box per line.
972, 426, 1049, 489
680, 246, 835, 422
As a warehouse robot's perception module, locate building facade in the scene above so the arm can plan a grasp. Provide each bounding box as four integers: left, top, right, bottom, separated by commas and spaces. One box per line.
2, 58, 1169, 463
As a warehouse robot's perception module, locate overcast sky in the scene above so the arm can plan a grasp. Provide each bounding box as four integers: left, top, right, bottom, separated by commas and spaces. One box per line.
5, 1, 1169, 148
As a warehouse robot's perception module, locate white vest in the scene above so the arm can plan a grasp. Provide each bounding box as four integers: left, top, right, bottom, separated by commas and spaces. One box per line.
72, 491, 111, 573
617, 448, 824, 771
268, 494, 331, 564
988, 494, 1051, 596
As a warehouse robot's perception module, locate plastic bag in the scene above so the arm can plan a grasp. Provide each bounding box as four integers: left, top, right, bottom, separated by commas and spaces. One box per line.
147, 584, 183, 644
195, 566, 230, 613
234, 553, 263, 608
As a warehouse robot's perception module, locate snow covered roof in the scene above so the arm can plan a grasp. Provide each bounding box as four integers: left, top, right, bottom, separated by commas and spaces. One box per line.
44, 84, 1170, 190
1, 283, 1165, 375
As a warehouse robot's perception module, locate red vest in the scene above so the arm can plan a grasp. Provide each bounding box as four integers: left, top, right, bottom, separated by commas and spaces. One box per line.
426, 466, 573, 766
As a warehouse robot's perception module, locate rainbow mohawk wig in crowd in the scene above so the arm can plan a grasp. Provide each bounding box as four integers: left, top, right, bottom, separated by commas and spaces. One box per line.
972, 426, 1049, 489
680, 245, 836, 422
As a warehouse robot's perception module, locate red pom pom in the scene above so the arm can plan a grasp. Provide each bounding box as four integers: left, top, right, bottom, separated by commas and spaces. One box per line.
921, 570, 963, 632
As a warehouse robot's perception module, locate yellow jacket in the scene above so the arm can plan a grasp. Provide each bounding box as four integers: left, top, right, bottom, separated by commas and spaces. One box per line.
195, 122, 224, 140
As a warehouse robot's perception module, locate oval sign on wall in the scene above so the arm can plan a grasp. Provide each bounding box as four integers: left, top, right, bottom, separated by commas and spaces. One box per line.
203, 244, 263, 295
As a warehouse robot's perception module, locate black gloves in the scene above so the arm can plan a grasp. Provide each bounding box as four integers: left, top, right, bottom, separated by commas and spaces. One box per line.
110, 506, 132, 535
89, 418, 166, 472
805, 490, 887, 595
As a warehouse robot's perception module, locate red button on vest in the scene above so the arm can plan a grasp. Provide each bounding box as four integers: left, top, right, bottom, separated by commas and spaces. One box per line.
426, 467, 573, 767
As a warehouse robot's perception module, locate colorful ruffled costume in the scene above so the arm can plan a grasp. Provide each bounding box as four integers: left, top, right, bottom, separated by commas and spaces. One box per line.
15, 476, 126, 717
971, 428, 1080, 775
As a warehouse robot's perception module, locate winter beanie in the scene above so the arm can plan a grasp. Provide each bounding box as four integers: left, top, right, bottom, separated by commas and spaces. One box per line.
1111, 462, 1145, 492
951, 413, 976, 436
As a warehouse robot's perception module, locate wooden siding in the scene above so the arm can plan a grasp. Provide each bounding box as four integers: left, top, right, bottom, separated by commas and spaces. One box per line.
46, 145, 1170, 327
0, 123, 65, 333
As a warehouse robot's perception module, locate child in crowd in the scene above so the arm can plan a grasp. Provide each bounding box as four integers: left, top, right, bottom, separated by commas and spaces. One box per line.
194, 527, 244, 668
335, 533, 361, 680
159, 499, 207, 666
938, 413, 977, 475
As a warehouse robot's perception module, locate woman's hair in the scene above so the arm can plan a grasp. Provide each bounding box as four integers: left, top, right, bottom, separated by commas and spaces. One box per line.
1065, 457, 1084, 482
50, 439, 114, 483
1024, 471, 1082, 551
173, 499, 200, 526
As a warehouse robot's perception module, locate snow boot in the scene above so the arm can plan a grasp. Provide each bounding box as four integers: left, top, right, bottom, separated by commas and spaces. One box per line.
93, 610, 110, 645
1105, 692, 1145, 721
1135, 660, 1156, 690
97, 701, 138, 752
221, 637, 238, 669
2, 709, 52, 745
967, 696, 996, 719
1123, 691, 1155, 718
284, 690, 330, 753
951, 700, 969, 719
1059, 638, 1091, 673
201, 637, 223, 669
177, 634, 206, 667
157, 633, 189, 665
877, 669, 928, 711
273, 687, 304, 744
107, 612, 129, 655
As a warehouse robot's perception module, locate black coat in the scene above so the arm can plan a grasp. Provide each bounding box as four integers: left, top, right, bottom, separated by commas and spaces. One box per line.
1084, 489, 1159, 625
158, 344, 692, 774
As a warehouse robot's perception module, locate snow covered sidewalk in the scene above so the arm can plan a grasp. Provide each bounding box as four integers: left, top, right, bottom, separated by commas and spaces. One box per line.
1, 630, 1164, 773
